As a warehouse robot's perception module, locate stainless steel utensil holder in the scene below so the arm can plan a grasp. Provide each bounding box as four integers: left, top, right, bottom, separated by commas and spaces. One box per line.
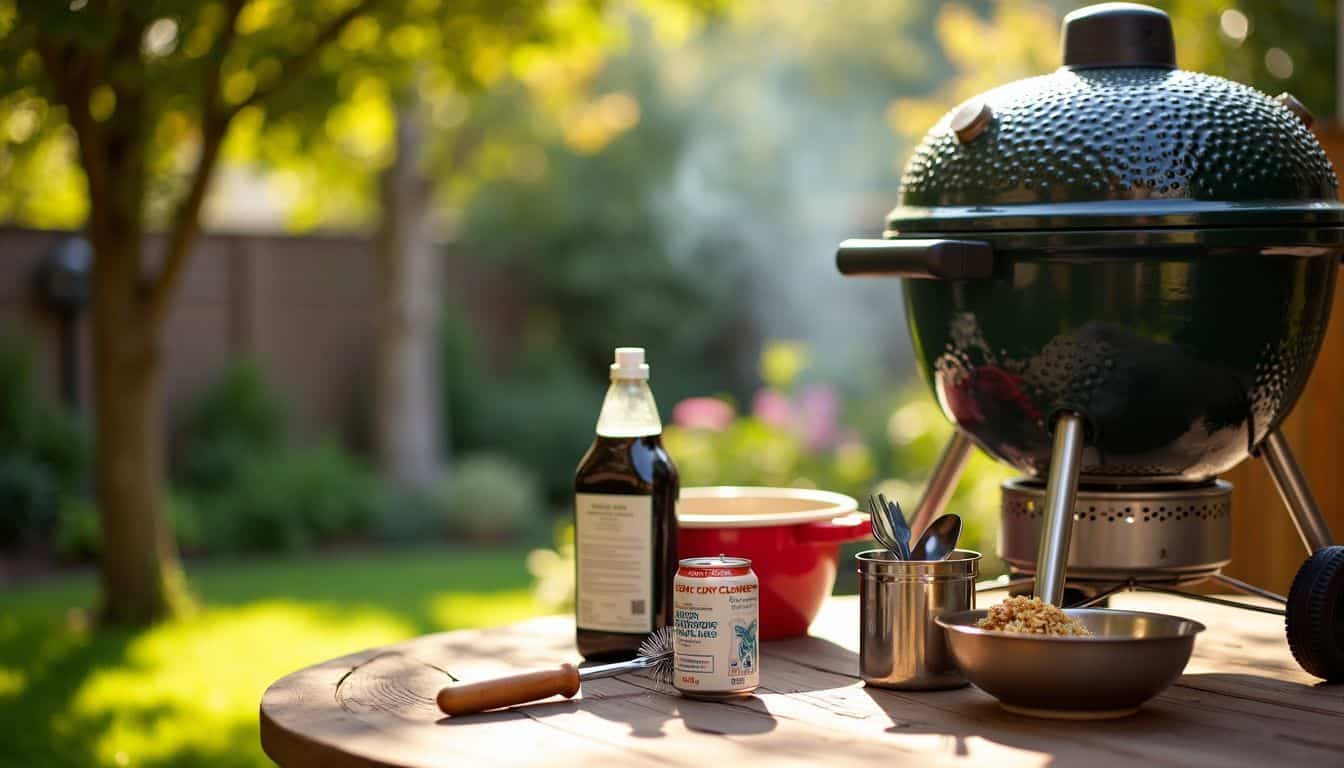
858, 549, 979, 690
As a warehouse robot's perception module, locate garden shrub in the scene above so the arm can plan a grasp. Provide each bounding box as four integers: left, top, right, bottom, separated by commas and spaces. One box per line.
51, 494, 98, 559
440, 453, 545, 542
0, 338, 88, 549
441, 317, 601, 503
58, 353, 387, 557
0, 456, 60, 548
194, 442, 385, 552
175, 360, 284, 496
54, 492, 206, 560
174, 362, 390, 554
372, 487, 441, 543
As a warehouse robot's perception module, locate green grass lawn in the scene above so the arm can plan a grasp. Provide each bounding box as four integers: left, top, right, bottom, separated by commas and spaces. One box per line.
0, 547, 547, 768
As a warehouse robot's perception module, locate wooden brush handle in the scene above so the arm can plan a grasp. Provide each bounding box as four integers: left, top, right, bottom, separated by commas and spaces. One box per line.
437, 664, 581, 716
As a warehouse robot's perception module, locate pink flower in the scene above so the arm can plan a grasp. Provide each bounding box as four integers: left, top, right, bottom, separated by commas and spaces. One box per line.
798, 385, 840, 451
752, 389, 795, 429
672, 397, 735, 431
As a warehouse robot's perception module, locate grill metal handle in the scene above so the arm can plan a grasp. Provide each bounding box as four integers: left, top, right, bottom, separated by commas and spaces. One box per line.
835, 238, 995, 280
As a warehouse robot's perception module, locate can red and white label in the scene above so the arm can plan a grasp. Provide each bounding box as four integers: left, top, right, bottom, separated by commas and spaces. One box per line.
673, 556, 759, 699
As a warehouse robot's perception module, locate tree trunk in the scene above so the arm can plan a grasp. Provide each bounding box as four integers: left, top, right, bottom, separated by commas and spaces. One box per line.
81, 43, 186, 621
89, 234, 186, 624
374, 102, 443, 491
31, 0, 374, 625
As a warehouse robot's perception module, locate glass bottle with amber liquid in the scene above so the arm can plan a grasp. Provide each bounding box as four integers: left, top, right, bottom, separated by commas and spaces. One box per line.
574, 347, 679, 660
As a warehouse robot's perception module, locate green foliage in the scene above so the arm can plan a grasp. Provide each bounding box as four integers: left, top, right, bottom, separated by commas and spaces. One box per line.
0, 456, 60, 547
175, 360, 284, 495
0, 547, 542, 768
194, 442, 384, 553
168, 490, 206, 552
895, 2, 1336, 145
1164, 0, 1335, 117
442, 312, 600, 501
438, 2, 968, 503
170, 361, 385, 554
440, 453, 546, 541
459, 85, 744, 403
165, 359, 558, 554
0, 0, 614, 229
51, 494, 97, 559
0, 337, 88, 549
54, 492, 206, 560
370, 487, 441, 544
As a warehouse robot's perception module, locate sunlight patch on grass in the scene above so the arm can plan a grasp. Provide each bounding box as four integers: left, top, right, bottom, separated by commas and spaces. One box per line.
426, 588, 543, 630
0, 547, 545, 767
64, 601, 412, 767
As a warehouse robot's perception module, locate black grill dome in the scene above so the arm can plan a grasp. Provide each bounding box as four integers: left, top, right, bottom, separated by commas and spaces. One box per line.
887, 4, 1341, 234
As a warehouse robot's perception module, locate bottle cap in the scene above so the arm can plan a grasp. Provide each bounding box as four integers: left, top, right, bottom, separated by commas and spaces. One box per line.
611, 347, 650, 380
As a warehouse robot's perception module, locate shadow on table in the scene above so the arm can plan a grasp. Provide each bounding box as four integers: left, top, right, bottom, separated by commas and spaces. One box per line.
1177, 671, 1344, 703
859, 686, 1192, 765
435, 699, 581, 727
676, 695, 778, 736
575, 673, 778, 738
437, 676, 778, 740
858, 668, 1344, 765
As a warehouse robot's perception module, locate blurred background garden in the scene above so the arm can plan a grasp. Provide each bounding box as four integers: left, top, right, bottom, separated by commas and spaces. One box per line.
0, 0, 1332, 765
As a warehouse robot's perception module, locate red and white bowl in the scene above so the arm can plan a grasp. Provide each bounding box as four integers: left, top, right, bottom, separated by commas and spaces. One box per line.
677, 486, 871, 640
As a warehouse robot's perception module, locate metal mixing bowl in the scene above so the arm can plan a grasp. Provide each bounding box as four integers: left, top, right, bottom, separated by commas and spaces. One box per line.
936, 608, 1205, 719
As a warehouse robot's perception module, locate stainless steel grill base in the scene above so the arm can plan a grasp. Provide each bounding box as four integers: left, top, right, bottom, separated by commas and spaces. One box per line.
916, 428, 1329, 674
998, 478, 1232, 582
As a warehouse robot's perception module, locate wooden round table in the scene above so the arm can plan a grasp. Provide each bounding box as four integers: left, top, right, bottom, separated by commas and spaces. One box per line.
260, 594, 1344, 767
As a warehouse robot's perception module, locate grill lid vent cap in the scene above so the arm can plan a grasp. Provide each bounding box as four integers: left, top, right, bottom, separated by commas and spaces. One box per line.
1061, 3, 1176, 70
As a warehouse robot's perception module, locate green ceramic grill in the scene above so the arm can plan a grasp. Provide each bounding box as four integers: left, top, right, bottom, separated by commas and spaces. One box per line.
836, 3, 1344, 684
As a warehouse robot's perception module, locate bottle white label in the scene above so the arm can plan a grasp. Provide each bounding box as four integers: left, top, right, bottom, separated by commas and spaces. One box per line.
575, 493, 653, 634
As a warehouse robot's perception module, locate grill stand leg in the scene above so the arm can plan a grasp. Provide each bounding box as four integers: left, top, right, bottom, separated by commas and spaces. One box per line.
1260, 429, 1335, 553
1136, 583, 1286, 616
1208, 572, 1287, 604
1033, 412, 1087, 606
908, 429, 974, 538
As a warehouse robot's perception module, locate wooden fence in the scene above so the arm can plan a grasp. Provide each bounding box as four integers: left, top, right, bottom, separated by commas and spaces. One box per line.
0, 227, 522, 447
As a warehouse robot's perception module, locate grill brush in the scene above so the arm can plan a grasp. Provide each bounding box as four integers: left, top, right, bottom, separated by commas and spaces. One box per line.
436, 627, 674, 716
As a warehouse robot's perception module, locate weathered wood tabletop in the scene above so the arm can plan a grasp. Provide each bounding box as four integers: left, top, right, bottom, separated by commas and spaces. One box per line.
260, 592, 1344, 767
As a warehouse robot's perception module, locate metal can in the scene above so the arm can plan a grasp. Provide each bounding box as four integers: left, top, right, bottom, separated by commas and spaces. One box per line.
672, 556, 759, 699
858, 549, 978, 690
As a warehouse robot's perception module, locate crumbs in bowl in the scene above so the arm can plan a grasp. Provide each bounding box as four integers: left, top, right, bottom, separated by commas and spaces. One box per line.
976, 596, 1093, 636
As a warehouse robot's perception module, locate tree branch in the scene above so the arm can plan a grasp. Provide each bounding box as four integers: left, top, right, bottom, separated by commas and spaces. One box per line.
228, 0, 384, 119
203, 0, 247, 124
143, 0, 246, 326
145, 0, 383, 325
36, 40, 108, 226
143, 121, 228, 327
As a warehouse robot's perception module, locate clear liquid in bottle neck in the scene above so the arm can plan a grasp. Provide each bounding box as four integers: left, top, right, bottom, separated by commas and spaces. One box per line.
595, 378, 663, 438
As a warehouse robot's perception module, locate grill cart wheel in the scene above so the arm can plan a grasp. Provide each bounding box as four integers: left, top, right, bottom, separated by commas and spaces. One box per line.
1286, 545, 1344, 681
